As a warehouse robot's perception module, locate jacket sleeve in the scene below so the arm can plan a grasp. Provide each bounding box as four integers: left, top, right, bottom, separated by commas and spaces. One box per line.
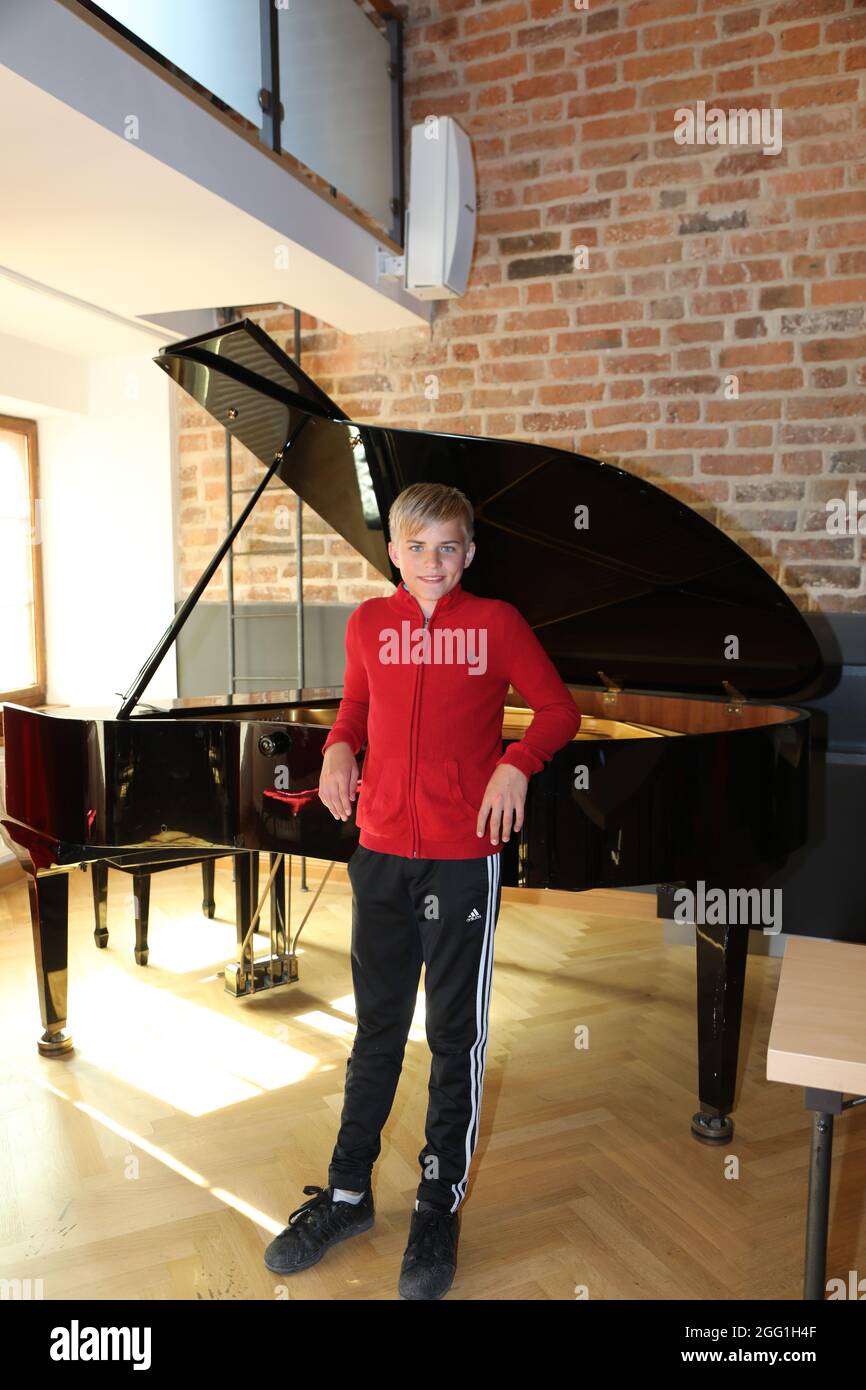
321, 607, 369, 757
495, 604, 581, 779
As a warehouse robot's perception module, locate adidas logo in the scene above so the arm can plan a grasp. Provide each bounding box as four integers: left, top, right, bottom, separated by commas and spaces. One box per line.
465, 907, 481, 921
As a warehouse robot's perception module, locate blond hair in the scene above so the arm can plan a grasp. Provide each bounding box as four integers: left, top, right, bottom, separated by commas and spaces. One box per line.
388, 483, 474, 548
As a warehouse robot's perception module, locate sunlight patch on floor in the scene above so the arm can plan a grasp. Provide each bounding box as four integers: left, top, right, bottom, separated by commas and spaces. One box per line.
16, 1072, 285, 1236
71, 969, 321, 1115
328, 990, 427, 1042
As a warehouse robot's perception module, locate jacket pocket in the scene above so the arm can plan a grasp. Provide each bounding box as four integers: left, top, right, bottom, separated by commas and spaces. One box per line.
446, 760, 479, 818
414, 758, 480, 838
356, 756, 410, 836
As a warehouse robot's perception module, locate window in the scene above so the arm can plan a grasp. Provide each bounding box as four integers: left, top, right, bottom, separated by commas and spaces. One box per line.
0, 416, 46, 718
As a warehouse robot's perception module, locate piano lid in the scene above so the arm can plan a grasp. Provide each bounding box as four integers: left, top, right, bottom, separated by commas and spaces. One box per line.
155, 320, 823, 701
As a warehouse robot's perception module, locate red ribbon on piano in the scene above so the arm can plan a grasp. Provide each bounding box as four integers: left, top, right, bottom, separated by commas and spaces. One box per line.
263, 780, 362, 813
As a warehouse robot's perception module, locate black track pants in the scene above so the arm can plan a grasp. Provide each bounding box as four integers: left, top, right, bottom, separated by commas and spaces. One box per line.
328, 844, 503, 1214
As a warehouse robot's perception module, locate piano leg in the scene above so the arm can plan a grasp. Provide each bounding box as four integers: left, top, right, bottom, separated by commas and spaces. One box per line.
28, 872, 73, 1056
693, 917, 749, 1143
91, 861, 109, 949
133, 873, 151, 966
201, 860, 216, 918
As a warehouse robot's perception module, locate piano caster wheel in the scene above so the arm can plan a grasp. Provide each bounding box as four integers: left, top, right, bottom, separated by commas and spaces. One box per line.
37, 1029, 74, 1057
691, 1111, 733, 1144
134, 949, 149, 967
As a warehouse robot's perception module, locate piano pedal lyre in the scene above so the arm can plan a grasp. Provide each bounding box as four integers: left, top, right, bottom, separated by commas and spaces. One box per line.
224, 953, 299, 997
224, 853, 335, 997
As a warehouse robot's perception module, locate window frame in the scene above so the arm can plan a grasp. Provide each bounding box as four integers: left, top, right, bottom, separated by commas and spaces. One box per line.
0, 414, 47, 735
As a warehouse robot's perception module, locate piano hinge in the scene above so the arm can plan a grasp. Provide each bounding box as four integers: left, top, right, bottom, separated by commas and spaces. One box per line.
597, 670, 622, 707
722, 680, 746, 714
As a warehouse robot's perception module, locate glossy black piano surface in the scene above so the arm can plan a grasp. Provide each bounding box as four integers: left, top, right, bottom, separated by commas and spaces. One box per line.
1, 686, 810, 890
0, 319, 825, 1143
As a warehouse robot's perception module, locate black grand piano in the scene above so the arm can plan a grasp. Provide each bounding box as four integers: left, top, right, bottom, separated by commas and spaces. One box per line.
0, 320, 824, 1144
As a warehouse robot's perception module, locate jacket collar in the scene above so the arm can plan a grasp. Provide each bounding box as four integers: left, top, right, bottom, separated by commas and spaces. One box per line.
389, 577, 468, 621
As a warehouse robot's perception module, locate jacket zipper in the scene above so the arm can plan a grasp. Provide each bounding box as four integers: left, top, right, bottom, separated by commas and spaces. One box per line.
408, 599, 432, 858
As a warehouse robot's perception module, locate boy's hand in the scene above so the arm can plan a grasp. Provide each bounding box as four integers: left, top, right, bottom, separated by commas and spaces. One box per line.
319, 743, 360, 821
476, 764, 529, 845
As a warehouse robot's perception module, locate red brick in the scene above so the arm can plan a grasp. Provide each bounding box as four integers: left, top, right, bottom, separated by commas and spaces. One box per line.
580, 437, 652, 468
644, 18, 717, 49
623, 48, 697, 82
449, 32, 511, 63
656, 429, 728, 449
759, 52, 840, 83
826, 15, 866, 43
464, 3, 529, 37
465, 54, 527, 84
781, 78, 858, 111
812, 276, 866, 305
780, 23, 821, 50
573, 32, 639, 65
707, 33, 778, 67
700, 455, 774, 475
623, 0, 696, 23
512, 72, 577, 102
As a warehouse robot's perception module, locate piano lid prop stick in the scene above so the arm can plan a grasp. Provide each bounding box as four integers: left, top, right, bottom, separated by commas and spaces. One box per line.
115, 413, 313, 720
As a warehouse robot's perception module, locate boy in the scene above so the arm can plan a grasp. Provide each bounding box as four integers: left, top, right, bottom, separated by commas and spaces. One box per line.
264, 482, 581, 1298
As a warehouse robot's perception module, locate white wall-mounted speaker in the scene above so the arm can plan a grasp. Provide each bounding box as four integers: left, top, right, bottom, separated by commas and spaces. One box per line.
405, 116, 476, 301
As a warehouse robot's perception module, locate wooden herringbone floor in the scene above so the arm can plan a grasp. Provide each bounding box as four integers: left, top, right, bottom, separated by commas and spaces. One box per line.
0, 859, 863, 1301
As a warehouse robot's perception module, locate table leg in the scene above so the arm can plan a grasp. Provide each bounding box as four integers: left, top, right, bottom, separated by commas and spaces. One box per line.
803, 1087, 841, 1301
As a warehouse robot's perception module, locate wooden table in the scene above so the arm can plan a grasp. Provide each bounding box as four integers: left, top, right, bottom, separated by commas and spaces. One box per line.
767, 935, 866, 1300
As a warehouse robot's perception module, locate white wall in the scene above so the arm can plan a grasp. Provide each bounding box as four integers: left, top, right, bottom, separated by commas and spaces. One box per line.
0, 330, 86, 413
36, 352, 178, 706
1, 341, 178, 866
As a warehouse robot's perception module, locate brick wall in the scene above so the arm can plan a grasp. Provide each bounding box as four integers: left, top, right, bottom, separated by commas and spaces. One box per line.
175, 0, 866, 613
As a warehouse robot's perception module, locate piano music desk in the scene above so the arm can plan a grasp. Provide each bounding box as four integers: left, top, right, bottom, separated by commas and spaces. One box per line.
767, 936, 866, 1301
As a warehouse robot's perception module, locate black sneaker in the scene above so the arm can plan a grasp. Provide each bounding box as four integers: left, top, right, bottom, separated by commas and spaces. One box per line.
397, 1201, 460, 1300
264, 1184, 374, 1274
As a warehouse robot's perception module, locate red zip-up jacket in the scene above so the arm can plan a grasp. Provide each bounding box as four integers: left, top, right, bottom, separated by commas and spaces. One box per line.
321, 578, 581, 859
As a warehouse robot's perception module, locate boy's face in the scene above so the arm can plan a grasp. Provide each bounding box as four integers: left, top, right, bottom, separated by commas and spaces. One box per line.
388, 520, 475, 609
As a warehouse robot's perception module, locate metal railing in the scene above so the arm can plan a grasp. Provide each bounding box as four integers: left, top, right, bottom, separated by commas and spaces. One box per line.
74, 0, 405, 244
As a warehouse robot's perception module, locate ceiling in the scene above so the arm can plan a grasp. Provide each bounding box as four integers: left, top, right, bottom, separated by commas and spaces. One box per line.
0, 58, 427, 361
0, 266, 177, 359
